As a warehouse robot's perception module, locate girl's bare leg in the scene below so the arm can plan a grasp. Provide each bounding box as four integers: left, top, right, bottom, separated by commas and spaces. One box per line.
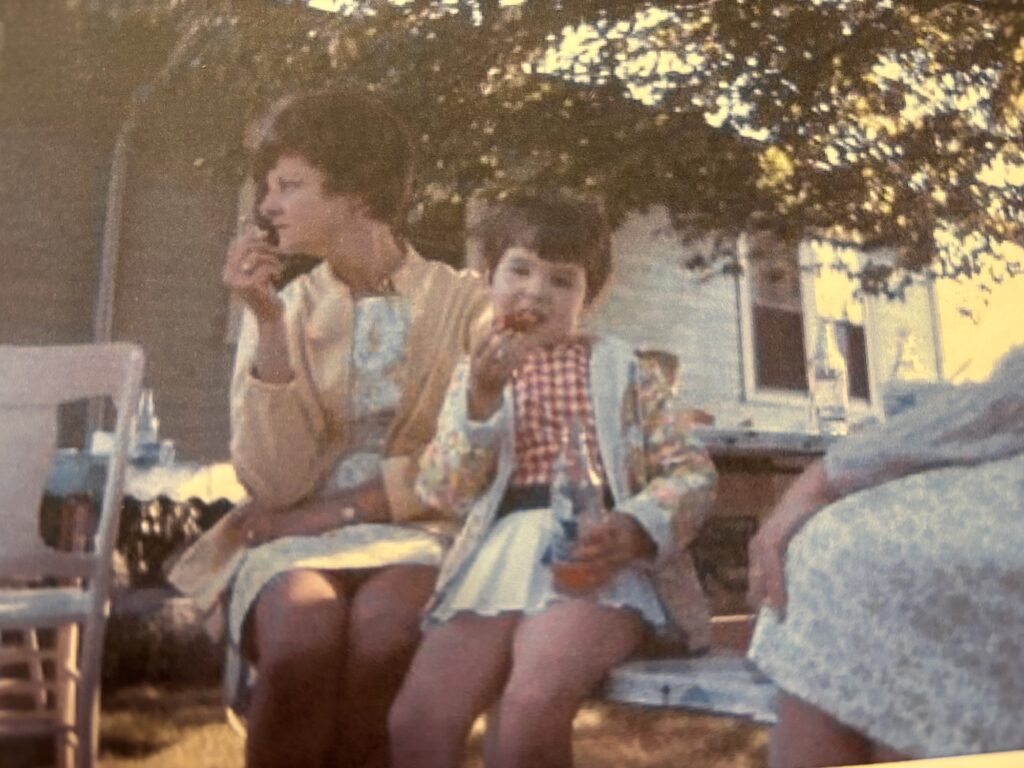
488, 600, 645, 768
246, 570, 349, 768
389, 612, 519, 768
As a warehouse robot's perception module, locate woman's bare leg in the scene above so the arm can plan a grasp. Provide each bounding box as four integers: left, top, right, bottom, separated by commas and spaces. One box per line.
871, 742, 911, 763
389, 613, 519, 768
336, 564, 438, 768
488, 600, 645, 768
771, 692, 873, 768
245, 570, 349, 768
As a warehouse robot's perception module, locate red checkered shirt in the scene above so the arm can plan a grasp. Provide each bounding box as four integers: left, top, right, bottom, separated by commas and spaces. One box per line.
510, 339, 608, 487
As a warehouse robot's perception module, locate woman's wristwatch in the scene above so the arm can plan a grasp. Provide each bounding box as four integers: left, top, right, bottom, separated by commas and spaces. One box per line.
337, 505, 358, 527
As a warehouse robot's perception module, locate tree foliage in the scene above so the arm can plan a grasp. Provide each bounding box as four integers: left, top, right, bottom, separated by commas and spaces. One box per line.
29, 0, 1024, 282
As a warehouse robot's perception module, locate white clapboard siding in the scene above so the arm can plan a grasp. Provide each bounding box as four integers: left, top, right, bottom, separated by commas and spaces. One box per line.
591, 207, 942, 430
590, 207, 745, 407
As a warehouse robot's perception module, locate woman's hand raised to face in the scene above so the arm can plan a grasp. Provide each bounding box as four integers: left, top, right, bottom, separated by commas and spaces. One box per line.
224, 229, 285, 325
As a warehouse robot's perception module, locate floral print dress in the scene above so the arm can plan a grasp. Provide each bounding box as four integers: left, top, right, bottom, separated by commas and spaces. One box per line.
224, 296, 446, 715
749, 345, 1024, 758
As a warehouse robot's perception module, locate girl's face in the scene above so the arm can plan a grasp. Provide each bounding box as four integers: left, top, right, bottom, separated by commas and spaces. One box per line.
257, 154, 363, 260
489, 246, 588, 347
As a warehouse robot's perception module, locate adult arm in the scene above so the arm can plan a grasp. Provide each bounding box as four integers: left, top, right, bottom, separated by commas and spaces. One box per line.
235, 477, 392, 546
381, 273, 493, 523
746, 459, 839, 613
230, 302, 337, 510
749, 345, 1024, 614
825, 346, 1024, 497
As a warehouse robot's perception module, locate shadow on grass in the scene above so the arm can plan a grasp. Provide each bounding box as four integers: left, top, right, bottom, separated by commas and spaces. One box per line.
100, 685, 228, 759
95, 685, 767, 768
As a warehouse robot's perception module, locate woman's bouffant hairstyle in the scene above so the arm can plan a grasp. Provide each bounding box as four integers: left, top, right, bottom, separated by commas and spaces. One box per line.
251, 88, 414, 232
474, 191, 612, 304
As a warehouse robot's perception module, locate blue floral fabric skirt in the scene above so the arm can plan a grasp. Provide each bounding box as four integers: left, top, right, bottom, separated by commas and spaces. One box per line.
748, 453, 1024, 758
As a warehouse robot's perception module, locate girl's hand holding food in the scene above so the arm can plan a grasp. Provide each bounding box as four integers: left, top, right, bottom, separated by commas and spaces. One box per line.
466, 312, 539, 420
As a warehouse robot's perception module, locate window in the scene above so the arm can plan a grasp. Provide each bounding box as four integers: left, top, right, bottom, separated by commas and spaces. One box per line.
738, 231, 878, 409
746, 239, 808, 393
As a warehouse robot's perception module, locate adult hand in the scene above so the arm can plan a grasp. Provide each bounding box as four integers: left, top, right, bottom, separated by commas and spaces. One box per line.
229, 500, 278, 548
233, 481, 390, 548
747, 460, 837, 616
746, 505, 804, 616
466, 320, 531, 420
234, 501, 334, 547
223, 229, 285, 325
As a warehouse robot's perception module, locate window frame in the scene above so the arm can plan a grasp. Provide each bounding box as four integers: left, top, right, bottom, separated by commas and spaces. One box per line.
736, 234, 883, 419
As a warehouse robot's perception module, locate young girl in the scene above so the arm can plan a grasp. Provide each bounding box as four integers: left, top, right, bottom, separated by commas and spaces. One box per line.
388, 192, 717, 768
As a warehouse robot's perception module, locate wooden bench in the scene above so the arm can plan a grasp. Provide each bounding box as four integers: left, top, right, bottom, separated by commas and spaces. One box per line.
604, 656, 777, 724
602, 617, 776, 725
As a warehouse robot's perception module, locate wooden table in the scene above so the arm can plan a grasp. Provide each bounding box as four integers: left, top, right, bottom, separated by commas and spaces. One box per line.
693, 427, 829, 617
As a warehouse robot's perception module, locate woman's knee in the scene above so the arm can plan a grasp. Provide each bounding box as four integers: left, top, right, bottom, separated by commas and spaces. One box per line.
347, 578, 431, 669
252, 571, 348, 665
349, 605, 422, 666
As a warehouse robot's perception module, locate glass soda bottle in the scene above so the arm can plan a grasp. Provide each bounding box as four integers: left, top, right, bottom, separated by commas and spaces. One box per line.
545, 417, 606, 593
809, 319, 850, 436
131, 388, 161, 466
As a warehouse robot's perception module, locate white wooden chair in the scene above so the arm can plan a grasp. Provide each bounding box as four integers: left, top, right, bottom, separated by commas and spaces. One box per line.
0, 343, 144, 768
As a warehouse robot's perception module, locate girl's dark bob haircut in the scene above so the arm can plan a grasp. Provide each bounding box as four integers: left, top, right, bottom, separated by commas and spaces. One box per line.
474, 191, 612, 303
251, 88, 414, 232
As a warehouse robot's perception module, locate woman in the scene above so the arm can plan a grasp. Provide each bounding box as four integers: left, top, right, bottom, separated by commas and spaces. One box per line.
170, 88, 488, 768
747, 344, 1024, 766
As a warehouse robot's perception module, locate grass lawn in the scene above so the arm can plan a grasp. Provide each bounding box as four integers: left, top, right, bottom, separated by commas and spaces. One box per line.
95, 684, 768, 767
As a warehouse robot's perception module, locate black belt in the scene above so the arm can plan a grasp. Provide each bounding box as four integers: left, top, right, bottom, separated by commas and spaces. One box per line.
496, 483, 615, 519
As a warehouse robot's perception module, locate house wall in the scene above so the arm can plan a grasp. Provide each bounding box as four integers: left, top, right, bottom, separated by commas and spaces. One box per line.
111, 122, 239, 462
1, 5, 124, 445
589, 207, 946, 430
863, 277, 942, 384
0, 7, 109, 347
587, 206, 744, 407
0, 6, 244, 462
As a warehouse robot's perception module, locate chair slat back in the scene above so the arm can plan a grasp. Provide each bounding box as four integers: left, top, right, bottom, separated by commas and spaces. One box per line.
0, 344, 144, 581
0, 405, 58, 561
0, 344, 142, 405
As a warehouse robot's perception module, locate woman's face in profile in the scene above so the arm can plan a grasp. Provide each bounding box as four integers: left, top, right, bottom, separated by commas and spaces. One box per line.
257, 154, 362, 259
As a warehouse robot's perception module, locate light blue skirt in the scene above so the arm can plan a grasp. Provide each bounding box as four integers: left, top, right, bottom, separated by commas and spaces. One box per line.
223, 524, 445, 724
428, 508, 668, 628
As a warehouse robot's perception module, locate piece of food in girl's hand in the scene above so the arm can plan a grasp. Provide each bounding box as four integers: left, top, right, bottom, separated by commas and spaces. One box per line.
500, 309, 541, 333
